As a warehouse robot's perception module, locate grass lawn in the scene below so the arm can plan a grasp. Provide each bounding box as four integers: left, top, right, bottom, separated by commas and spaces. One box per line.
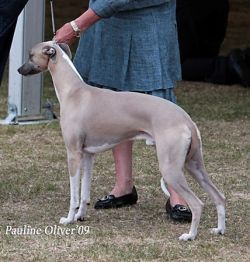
0, 0, 249, 261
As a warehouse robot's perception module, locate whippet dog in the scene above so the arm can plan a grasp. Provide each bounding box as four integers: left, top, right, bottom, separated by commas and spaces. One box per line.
18, 41, 226, 240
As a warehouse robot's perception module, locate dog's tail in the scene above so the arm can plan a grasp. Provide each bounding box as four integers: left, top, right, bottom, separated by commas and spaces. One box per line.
160, 178, 170, 197
186, 122, 202, 162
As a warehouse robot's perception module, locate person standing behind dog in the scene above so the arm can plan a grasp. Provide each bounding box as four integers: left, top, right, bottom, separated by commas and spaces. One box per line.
0, 0, 29, 86
55, 0, 192, 222
176, 0, 250, 87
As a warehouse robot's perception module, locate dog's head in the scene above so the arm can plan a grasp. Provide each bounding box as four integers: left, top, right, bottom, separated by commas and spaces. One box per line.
18, 41, 72, 76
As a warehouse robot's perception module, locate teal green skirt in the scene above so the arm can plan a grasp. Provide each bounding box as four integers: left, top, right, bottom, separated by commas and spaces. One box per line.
74, 0, 181, 93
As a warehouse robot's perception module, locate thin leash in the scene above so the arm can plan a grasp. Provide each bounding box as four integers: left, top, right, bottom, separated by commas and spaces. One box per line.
50, 0, 56, 37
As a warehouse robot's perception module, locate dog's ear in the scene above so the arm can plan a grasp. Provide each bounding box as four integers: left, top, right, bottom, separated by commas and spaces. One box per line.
42, 46, 57, 62
58, 43, 72, 59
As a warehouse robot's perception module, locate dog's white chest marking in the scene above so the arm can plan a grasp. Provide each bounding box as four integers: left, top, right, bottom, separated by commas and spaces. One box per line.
53, 83, 61, 104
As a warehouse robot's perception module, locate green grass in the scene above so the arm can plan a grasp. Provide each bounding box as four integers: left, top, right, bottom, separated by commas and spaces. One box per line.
176, 82, 250, 121
0, 1, 250, 261
0, 80, 249, 262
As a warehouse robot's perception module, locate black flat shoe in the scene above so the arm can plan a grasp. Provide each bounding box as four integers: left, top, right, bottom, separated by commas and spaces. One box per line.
94, 186, 138, 209
165, 199, 192, 222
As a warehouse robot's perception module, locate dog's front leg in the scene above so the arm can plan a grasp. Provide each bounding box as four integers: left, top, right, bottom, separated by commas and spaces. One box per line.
60, 151, 82, 225
74, 153, 94, 221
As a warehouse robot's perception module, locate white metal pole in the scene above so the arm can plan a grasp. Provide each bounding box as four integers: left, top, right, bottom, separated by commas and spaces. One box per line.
1, 0, 45, 124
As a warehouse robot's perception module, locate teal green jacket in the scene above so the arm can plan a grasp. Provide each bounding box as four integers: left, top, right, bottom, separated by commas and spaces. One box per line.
74, 0, 181, 91
90, 0, 170, 17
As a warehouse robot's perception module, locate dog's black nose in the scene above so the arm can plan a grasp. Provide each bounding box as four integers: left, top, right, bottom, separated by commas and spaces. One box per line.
17, 67, 23, 74
17, 64, 29, 75
17, 63, 39, 76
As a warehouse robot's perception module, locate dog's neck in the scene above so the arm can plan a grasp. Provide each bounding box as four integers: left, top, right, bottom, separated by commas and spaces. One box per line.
48, 47, 84, 104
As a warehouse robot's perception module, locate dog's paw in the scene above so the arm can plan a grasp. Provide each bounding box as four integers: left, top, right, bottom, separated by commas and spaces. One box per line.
210, 227, 225, 235
179, 233, 196, 241
59, 217, 73, 225
74, 213, 85, 222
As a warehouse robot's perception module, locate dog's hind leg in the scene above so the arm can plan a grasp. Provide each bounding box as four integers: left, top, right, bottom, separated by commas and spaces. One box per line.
74, 153, 94, 221
185, 149, 226, 235
162, 168, 204, 241
156, 130, 203, 240
60, 150, 83, 225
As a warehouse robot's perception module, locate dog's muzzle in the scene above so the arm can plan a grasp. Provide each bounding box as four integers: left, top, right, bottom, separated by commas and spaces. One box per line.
18, 62, 41, 76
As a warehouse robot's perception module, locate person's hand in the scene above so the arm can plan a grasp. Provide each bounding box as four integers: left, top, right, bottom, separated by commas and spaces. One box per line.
54, 22, 77, 45
54, 9, 101, 45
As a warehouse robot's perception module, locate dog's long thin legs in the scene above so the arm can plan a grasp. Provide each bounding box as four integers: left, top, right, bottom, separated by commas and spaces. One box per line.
156, 130, 204, 240
60, 151, 82, 225
74, 153, 94, 221
186, 151, 226, 235
162, 169, 204, 240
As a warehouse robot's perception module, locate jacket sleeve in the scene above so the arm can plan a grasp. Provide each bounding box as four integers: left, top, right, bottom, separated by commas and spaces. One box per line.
90, 0, 170, 18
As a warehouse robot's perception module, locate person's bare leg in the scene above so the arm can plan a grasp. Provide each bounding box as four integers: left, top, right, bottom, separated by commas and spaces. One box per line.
110, 141, 188, 208
110, 141, 134, 197
168, 186, 188, 207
